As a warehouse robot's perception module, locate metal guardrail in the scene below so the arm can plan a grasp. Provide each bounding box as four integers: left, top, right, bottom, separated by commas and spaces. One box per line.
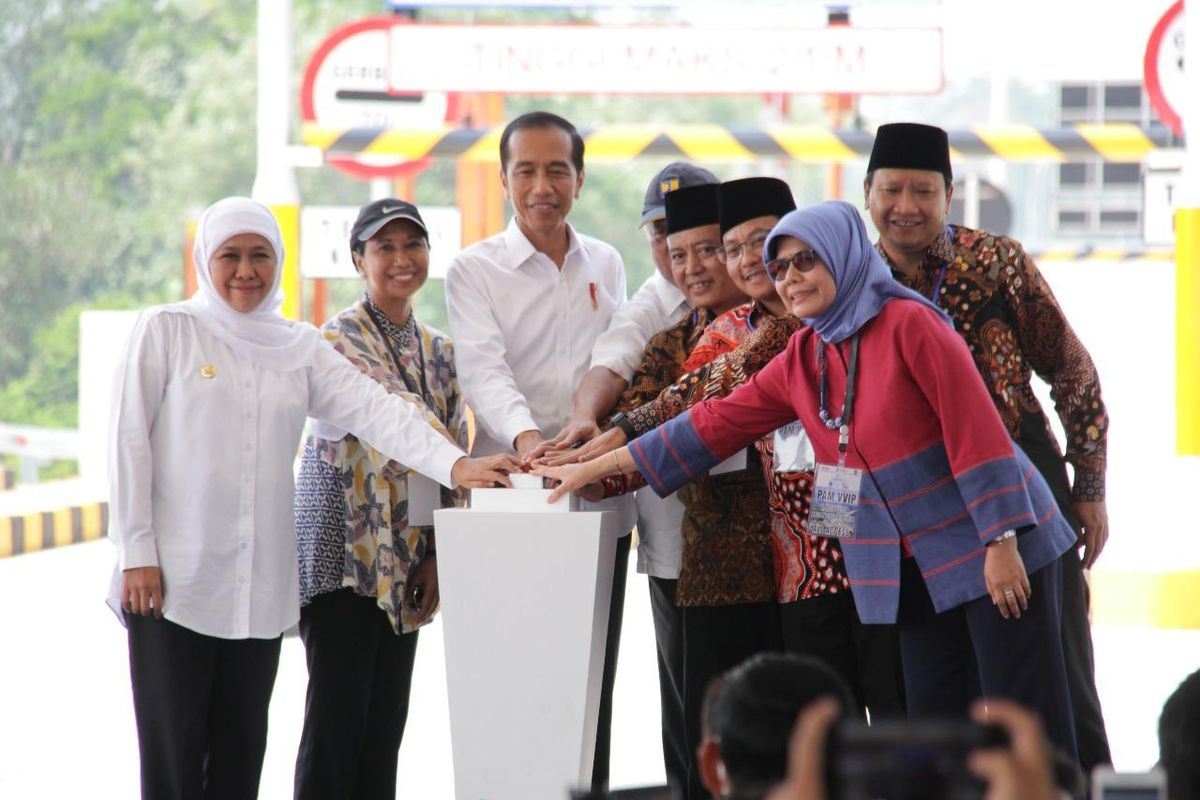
0, 423, 81, 485
0, 423, 80, 460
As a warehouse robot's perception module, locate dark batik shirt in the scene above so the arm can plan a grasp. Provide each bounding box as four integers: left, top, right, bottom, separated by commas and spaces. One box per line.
606, 307, 777, 607
627, 316, 851, 603
880, 225, 1108, 502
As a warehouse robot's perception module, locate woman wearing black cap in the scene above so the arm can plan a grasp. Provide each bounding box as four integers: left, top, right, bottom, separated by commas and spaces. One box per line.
293, 198, 467, 798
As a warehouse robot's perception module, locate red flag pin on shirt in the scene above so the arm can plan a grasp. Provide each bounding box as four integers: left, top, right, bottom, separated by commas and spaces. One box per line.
589, 282, 599, 311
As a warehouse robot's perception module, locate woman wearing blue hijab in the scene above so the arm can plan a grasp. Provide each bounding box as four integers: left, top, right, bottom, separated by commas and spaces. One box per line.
537, 200, 1080, 758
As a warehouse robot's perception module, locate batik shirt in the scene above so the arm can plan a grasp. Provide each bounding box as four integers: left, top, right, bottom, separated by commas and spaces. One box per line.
880, 225, 1108, 502
682, 300, 773, 371
295, 296, 467, 634
626, 315, 851, 603
605, 307, 776, 607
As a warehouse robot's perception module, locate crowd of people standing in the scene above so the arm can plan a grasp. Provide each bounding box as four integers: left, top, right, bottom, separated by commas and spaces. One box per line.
107, 111, 1134, 799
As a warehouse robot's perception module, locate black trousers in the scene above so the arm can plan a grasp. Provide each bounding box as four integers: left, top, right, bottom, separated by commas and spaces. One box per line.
126, 614, 282, 800
591, 532, 632, 791
648, 577, 687, 793
294, 588, 420, 800
779, 591, 906, 721
897, 557, 1078, 761
1059, 545, 1111, 770
1021, 436, 1111, 769
680, 601, 782, 800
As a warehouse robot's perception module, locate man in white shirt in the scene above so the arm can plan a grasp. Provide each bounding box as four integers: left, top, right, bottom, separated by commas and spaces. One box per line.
444, 111, 635, 792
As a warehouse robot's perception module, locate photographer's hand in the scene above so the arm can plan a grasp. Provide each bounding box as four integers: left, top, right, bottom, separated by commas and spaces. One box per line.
967, 699, 1057, 800
765, 696, 840, 800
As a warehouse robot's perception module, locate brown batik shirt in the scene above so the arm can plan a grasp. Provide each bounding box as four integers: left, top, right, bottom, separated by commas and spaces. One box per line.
626, 316, 851, 603
605, 307, 776, 607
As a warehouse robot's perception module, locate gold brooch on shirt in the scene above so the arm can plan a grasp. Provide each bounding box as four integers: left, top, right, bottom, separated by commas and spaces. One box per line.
200, 364, 217, 379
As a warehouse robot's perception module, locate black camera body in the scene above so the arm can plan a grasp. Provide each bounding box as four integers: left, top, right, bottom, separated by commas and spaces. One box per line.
826, 718, 1010, 800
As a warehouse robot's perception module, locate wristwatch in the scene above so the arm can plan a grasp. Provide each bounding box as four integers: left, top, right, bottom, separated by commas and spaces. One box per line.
987, 530, 1017, 546
608, 412, 637, 441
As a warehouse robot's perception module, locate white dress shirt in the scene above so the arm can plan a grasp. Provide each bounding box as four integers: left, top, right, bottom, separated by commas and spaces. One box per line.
588, 272, 689, 382
586, 274, 690, 579
106, 308, 466, 640
446, 218, 635, 530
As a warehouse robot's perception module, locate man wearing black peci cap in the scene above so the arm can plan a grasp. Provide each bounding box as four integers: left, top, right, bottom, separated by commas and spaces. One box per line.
864, 121, 1111, 771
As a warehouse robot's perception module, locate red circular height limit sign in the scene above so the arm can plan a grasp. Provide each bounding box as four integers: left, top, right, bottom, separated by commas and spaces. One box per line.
300, 16, 459, 181
1144, 0, 1185, 138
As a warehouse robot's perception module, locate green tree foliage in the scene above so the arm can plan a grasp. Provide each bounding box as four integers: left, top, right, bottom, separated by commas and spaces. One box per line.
0, 0, 833, 483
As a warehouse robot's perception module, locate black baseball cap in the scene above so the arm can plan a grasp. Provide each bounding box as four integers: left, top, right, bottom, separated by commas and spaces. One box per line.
640, 162, 720, 228
349, 198, 428, 253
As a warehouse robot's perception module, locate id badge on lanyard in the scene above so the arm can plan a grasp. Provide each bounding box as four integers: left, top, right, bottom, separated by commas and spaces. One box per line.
809, 462, 863, 539
808, 334, 864, 540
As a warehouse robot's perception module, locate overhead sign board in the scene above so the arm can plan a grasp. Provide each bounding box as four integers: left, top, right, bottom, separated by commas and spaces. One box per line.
386, 24, 943, 95
300, 205, 463, 281
1144, 0, 1185, 138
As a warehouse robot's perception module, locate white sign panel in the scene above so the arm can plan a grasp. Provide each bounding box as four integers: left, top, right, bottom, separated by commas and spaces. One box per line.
388, 25, 943, 95
300, 205, 463, 280
1144, 150, 1184, 247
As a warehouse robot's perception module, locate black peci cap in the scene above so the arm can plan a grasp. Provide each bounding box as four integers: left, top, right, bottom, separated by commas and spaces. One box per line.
664, 184, 721, 236
866, 122, 953, 182
717, 177, 797, 236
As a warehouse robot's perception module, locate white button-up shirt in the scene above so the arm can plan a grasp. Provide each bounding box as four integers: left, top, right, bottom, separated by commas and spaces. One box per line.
589, 272, 689, 382
587, 273, 691, 579
106, 309, 466, 639
446, 219, 635, 529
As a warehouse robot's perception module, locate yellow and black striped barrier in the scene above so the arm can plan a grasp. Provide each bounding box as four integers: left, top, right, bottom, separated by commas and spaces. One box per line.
302, 123, 1175, 164
0, 501, 107, 559
1028, 248, 1174, 263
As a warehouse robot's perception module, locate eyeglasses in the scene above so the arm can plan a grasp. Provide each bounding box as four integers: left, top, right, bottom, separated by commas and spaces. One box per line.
764, 250, 820, 281
716, 232, 770, 264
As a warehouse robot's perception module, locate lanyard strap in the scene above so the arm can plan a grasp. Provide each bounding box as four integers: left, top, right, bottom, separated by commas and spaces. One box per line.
928, 224, 954, 302
364, 303, 433, 411
817, 333, 860, 461
930, 260, 949, 302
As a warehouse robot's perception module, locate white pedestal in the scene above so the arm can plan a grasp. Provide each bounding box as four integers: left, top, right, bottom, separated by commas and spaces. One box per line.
435, 500, 621, 800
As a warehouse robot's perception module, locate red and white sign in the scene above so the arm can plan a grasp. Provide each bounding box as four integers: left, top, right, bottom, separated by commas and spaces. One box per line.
301, 17, 459, 179
387, 24, 943, 95
1144, 0, 1185, 138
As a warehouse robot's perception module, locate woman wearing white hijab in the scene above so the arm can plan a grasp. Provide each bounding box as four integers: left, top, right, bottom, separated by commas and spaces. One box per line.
106, 197, 519, 800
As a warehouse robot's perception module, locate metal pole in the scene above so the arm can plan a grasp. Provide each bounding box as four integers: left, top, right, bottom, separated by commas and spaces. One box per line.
252, 0, 302, 320
1178, 0, 1200, 454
